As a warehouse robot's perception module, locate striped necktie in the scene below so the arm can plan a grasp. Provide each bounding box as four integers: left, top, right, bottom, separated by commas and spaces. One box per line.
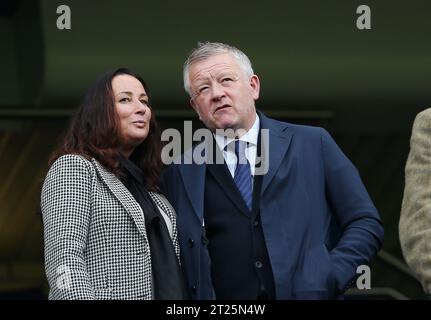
234, 140, 253, 211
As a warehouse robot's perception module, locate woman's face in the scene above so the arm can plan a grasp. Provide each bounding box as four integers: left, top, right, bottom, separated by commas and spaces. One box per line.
112, 74, 151, 156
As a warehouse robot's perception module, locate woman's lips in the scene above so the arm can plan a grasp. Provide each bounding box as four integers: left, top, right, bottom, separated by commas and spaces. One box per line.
132, 120, 146, 128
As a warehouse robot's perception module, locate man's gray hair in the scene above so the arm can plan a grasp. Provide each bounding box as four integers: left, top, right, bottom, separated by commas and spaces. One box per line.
183, 42, 255, 97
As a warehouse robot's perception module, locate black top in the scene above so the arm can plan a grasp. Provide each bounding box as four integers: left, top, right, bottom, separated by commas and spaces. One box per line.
119, 156, 186, 300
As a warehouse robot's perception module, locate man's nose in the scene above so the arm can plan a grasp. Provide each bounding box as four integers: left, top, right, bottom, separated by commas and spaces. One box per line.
211, 82, 225, 101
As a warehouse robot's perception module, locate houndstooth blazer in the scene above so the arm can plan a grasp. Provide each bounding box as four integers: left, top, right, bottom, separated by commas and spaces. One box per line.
400, 108, 431, 294
41, 154, 180, 300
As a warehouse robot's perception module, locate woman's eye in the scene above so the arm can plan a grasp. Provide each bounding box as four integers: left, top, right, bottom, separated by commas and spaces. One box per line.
199, 87, 209, 93
119, 97, 130, 102
140, 100, 148, 105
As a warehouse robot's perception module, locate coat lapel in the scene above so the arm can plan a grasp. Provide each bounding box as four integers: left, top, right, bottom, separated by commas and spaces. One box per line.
178, 147, 207, 224
91, 158, 148, 239
207, 162, 251, 215
148, 192, 180, 261
258, 111, 294, 195
207, 136, 251, 215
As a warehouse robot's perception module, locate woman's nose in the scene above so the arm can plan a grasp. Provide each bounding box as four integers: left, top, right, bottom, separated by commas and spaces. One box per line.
135, 99, 147, 113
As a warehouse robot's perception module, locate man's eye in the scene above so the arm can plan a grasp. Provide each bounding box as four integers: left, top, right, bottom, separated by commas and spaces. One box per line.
222, 78, 232, 82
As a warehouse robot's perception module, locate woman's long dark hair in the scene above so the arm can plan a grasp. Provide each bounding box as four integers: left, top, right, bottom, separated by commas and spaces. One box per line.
49, 68, 162, 191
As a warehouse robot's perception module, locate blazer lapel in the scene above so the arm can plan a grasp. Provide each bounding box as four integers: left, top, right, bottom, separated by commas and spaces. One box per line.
148, 192, 180, 261
178, 147, 207, 224
258, 111, 294, 195
208, 136, 251, 215
207, 162, 251, 215
91, 158, 148, 239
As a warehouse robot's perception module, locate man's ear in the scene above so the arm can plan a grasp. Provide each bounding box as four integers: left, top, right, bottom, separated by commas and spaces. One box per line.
250, 75, 260, 100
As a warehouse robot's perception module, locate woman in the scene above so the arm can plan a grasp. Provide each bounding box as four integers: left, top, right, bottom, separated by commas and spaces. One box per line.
41, 68, 186, 300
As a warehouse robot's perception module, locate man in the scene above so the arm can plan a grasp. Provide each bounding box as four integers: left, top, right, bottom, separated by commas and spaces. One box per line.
162, 42, 384, 299
400, 108, 431, 297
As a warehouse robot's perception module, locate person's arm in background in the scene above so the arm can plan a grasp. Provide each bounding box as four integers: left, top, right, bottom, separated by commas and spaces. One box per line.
400, 108, 431, 296
41, 155, 95, 299
321, 128, 384, 294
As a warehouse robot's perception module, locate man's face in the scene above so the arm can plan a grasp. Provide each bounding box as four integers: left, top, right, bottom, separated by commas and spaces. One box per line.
188, 53, 260, 132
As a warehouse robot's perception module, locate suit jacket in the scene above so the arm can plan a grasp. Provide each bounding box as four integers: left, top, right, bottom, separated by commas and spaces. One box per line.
162, 111, 384, 299
400, 107, 431, 294
41, 154, 179, 300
